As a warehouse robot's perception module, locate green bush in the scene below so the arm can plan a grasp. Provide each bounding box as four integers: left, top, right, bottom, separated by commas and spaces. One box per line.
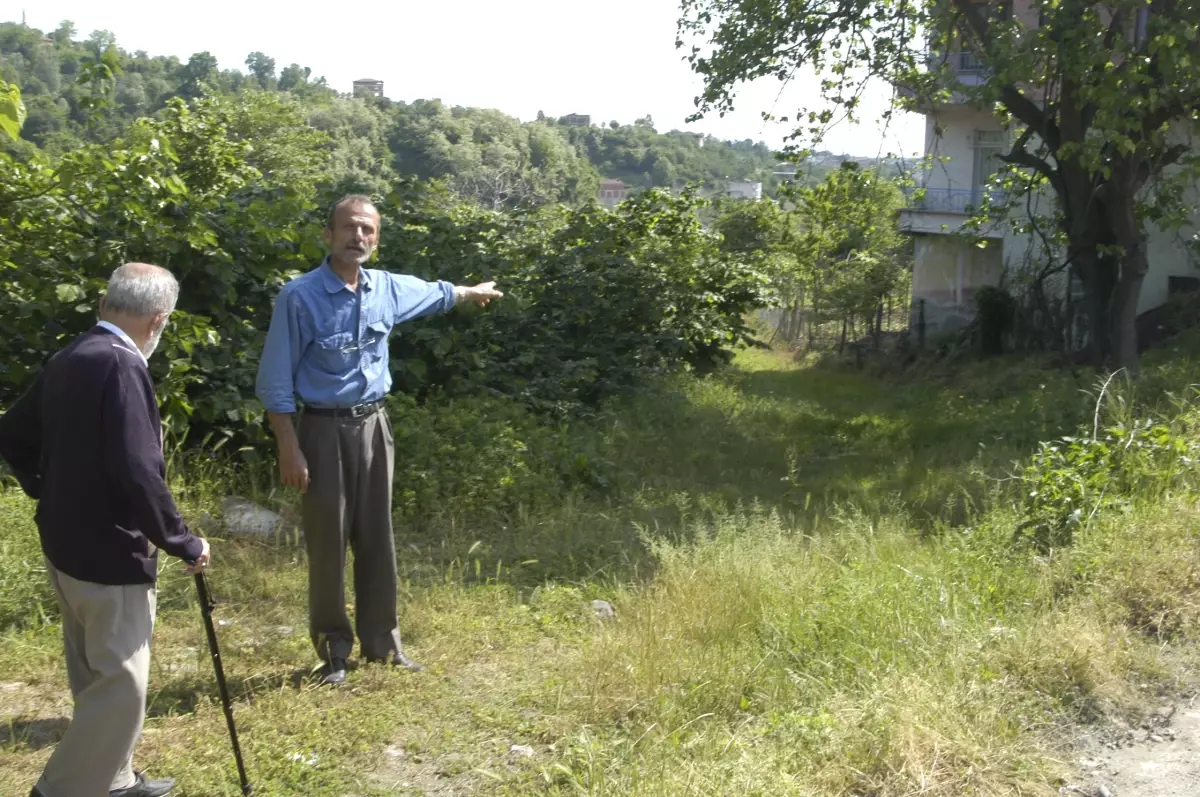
1016, 382, 1200, 551
386, 390, 621, 527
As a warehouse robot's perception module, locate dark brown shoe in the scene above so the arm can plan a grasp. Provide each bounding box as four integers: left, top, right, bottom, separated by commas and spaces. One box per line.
369, 651, 424, 672
319, 657, 347, 686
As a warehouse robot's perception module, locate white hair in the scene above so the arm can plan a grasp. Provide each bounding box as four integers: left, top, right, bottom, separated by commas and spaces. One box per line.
103, 263, 179, 318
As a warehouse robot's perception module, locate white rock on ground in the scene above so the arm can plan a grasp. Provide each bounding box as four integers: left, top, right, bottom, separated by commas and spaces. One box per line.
221, 496, 287, 537
591, 600, 616, 619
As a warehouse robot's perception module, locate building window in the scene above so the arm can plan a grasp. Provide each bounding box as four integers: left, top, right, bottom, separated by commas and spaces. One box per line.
972, 130, 1006, 197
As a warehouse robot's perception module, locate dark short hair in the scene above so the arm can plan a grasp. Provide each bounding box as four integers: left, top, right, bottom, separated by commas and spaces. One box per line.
324, 194, 379, 229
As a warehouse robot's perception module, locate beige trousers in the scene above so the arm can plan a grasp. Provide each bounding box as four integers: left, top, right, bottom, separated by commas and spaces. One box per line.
37, 559, 156, 797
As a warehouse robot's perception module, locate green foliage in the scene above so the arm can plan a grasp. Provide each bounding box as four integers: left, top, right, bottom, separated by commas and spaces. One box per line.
374, 184, 770, 414
1017, 382, 1200, 552
386, 392, 614, 525
0, 91, 325, 442
0, 78, 23, 140
728, 162, 911, 346
562, 121, 782, 194
388, 102, 600, 209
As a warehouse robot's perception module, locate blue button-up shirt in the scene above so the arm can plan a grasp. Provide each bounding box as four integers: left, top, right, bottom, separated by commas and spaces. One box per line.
255, 258, 456, 413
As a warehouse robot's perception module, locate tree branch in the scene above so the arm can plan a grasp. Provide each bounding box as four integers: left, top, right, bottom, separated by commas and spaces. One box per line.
1000, 127, 1067, 201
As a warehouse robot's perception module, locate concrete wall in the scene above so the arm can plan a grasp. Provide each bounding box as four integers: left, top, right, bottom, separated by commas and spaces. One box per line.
912, 235, 1006, 334
922, 108, 1001, 193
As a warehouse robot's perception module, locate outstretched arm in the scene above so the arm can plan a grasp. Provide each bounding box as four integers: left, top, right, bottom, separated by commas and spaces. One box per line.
453, 281, 504, 308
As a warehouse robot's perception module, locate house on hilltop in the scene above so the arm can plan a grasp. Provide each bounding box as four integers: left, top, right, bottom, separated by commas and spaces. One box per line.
726, 181, 763, 200
352, 78, 384, 99
598, 179, 630, 208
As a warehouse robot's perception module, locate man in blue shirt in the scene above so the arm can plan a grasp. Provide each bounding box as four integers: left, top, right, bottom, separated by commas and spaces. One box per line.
256, 194, 501, 685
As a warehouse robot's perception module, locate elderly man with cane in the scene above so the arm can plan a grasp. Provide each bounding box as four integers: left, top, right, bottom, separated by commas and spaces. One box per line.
0, 263, 211, 797
256, 194, 502, 686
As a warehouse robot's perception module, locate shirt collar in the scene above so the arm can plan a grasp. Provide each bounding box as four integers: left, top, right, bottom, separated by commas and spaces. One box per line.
96, 320, 148, 364
319, 256, 373, 294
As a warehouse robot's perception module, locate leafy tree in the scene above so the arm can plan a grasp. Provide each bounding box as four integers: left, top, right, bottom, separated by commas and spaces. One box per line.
244, 51, 276, 89
179, 51, 218, 99
726, 163, 908, 349
19, 94, 69, 147
52, 21, 77, 46
278, 63, 319, 93
678, 0, 1200, 372
308, 94, 396, 194
0, 91, 325, 441
0, 20, 793, 243
389, 101, 599, 209
86, 30, 117, 55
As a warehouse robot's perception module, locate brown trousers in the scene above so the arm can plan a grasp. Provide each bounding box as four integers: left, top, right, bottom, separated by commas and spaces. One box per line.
298, 408, 403, 662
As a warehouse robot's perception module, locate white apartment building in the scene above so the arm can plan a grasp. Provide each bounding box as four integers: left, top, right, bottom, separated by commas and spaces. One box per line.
726, 180, 764, 200
898, 3, 1200, 337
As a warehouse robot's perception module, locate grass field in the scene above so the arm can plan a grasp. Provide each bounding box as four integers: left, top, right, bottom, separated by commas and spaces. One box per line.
4, 337, 1200, 796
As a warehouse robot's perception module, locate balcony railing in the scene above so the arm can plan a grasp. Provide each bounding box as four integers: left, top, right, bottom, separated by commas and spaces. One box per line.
914, 50, 989, 73
904, 187, 1007, 214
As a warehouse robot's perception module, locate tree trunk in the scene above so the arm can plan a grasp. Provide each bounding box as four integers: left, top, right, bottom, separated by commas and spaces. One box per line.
1110, 251, 1146, 375
809, 282, 821, 349
839, 318, 847, 353
1073, 242, 1119, 368
1105, 178, 1151, 375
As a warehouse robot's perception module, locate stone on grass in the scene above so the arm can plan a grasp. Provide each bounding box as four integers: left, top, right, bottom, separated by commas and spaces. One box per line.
591, 600, 615, 619
222, 496, 286, 537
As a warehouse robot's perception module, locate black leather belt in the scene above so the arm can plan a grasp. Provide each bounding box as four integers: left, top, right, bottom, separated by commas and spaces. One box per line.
302, 399, 384, 419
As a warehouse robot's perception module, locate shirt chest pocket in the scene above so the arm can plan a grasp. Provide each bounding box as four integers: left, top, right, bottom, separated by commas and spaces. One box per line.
363, 320, 391, 364
313, 331, 356, 374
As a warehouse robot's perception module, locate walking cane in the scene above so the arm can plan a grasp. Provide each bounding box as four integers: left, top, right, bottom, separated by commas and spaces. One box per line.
192, 569, 254, 795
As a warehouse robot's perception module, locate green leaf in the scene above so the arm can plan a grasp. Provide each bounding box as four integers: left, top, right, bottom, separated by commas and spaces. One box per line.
0, 80, 26, 142
56, 284, 86, 304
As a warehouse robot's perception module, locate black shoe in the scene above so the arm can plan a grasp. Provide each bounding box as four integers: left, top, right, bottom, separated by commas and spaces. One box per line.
369, 651, 425, 672
110, 772, 176, 797
30, 787, 44, 797
320, 657, 347, 686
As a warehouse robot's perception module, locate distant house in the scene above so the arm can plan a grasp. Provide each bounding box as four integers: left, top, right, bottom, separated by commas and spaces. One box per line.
352, 78, 384, 99
598, 178, 630, 208
560, 113, 591, 127
726, 180, 763, 200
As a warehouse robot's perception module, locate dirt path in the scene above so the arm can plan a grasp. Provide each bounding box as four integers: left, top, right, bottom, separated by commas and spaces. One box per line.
1066, 693, 1200, 796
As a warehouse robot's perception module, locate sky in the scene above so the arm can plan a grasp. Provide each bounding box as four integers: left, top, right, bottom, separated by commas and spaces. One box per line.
2, 0, 926, 158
